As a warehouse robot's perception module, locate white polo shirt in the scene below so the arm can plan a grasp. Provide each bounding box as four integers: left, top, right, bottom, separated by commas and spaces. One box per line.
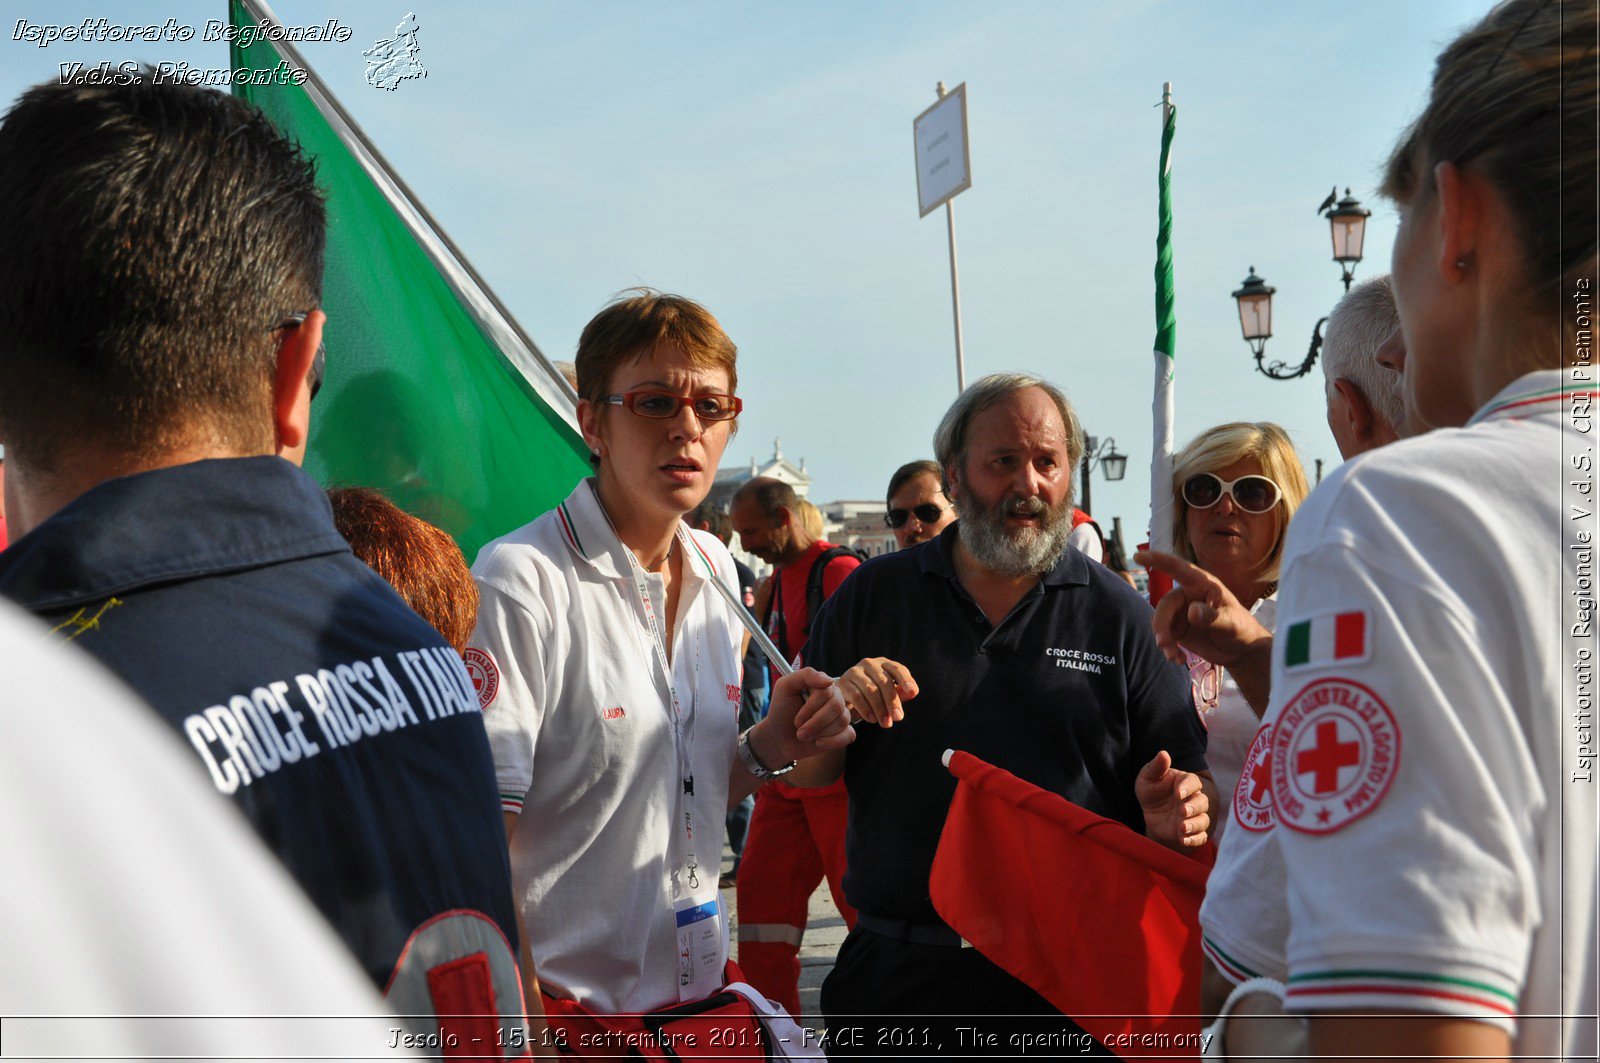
1256, 370, 1595, 1058
1197, 596, 1289, 989
1199, 715, 1290, 987
467, 479, 745, 1015
1203, 595, 1277, 841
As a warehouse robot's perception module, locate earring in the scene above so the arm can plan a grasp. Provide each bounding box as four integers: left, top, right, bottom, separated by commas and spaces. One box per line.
1455, 256, 1470, 271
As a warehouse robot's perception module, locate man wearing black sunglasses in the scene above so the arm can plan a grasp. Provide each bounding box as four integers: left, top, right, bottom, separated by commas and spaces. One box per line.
884, 459, 956, 550
0, 78, 521, 1038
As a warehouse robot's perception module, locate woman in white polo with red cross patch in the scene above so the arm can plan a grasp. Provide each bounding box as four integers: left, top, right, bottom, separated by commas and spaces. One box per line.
1147, 1, 1597, 1057
464, 291, 853, 1057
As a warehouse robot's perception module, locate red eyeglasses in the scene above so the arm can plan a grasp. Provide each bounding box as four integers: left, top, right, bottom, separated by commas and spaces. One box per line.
602, 390, 742, 423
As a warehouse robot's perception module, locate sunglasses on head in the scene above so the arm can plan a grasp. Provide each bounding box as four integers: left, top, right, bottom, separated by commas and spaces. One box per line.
602, 389, 742, 423
885, 502, 947, 529
269, 311, 326, 400
1181, 472, 1282, 514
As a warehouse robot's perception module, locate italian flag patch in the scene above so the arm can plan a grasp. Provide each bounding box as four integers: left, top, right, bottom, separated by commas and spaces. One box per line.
1284, 611, 1369, 670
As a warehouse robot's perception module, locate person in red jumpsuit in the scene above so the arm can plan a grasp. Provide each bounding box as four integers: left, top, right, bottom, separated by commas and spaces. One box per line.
728, 476, 860, 1016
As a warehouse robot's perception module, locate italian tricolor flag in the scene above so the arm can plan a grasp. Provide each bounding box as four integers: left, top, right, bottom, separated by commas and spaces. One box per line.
1284, 611, 1369, 670
228, 0, 592, 563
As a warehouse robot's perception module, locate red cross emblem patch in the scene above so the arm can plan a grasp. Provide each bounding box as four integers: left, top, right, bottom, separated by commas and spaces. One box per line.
1270, 677, 1400, 834
462, 647, 500, 710
1232, 723, 1276, 833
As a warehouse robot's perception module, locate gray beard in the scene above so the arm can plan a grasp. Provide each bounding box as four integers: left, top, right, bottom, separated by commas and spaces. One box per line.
958, 493, 1071, 577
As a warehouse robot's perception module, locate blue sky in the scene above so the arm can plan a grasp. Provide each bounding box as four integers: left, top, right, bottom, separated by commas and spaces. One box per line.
1, 0, 1486, 539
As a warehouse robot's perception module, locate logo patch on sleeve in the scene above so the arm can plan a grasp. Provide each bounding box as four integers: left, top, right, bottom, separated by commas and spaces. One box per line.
1232, 723, 1277, 832
462, 647, 500, 709
1270, 678, 1400, 834
1283, 610, 1370, 671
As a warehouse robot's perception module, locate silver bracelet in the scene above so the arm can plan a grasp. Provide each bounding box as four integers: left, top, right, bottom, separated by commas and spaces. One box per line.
737, 727, 796, 780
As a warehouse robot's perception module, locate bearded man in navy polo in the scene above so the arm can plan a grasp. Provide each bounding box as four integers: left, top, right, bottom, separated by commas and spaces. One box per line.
787, 373, 1214, 1054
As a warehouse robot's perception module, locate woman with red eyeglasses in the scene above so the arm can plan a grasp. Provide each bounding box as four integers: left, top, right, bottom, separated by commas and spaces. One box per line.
465, 289, 852, 1058
1166, 422, 1310, 832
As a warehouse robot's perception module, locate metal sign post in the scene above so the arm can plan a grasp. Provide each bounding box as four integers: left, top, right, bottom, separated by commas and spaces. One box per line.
944, 186, 966, 394
914, 81, 972, 394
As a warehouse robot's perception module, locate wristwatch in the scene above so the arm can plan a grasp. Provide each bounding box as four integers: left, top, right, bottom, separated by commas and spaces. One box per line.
737, 727, 797, 781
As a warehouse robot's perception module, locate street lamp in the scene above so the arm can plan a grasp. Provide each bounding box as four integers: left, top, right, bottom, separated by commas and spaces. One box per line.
1231, 267, 1275, 360
1232, 187, 1371, 381
1079, 435, 1127, 517
1328, 189, 1371, 291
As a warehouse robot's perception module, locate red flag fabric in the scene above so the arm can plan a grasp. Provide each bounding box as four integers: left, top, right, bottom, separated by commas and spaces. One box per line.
929, 750, 1210, 1058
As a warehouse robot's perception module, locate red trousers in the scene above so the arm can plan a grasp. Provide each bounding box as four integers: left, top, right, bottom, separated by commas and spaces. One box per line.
733, 778, 856, 1016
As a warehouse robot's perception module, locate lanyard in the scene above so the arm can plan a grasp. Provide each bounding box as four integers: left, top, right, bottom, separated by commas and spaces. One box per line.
603, 506, 704, 891
586, 486, 725, 997
629, 540, 699, 782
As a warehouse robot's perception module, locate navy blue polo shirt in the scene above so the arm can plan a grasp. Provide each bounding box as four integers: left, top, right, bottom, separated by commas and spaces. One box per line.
806, 523, 1207, 925
0, 457, 519, 992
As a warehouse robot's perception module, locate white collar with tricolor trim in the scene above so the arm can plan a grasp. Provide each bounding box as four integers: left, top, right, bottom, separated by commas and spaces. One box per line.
553, 478, 721, 586
1467, 369, 1594, 427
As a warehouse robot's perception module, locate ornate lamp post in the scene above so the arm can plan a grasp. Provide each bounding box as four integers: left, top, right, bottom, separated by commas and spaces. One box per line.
1233, 188, 1371, 380
1079, 435, 1127, 517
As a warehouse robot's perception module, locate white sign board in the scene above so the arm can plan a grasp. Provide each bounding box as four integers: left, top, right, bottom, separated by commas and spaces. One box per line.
913, 83, 971, 217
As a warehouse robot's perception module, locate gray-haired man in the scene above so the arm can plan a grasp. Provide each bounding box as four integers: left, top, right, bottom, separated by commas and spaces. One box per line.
788, 373, 1213, 1053
1323, 275, 1406, 458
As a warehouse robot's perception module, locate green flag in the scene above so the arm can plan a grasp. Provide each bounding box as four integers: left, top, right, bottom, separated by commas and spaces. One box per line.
228, 0, 590, 563
1149, 90, 1177, 556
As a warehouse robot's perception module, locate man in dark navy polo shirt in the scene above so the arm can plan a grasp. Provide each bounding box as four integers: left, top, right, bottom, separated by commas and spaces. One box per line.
794, 373, 1212, 1053
0, 79, 522, 1045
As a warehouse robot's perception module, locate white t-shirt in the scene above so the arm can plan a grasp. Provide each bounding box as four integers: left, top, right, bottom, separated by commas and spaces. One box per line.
1201, 596, 1277, 842
468, 479, 745, 1015
1067, 521, 1105, 563
1261, 370, 1596, 1058
0, 602, 408, 1059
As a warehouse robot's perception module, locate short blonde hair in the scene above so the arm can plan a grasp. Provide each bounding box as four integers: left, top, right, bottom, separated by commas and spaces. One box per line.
1170, 422, 1309, 584
796, 499, 824, 540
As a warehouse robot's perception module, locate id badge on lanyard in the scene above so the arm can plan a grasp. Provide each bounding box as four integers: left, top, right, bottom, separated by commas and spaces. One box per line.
673, 892, 722, 1001
626, 527, 723, 1001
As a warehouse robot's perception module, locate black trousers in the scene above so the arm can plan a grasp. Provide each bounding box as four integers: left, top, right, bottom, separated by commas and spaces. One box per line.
818, 925, 1111, 1058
